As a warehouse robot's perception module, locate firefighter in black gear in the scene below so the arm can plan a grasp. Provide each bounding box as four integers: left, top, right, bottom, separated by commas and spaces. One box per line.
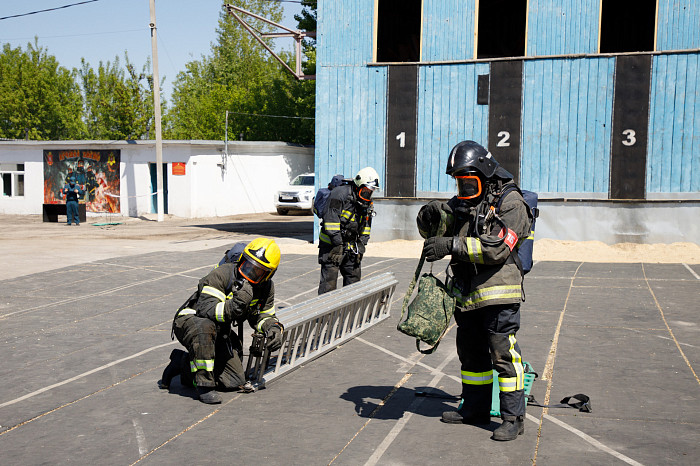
317, 167, 378, 294
159, 238, 284, 404
417, 140, 533, 441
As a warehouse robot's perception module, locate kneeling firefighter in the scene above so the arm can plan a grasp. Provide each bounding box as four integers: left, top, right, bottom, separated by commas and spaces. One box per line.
416, 141, 533, 441
317, 167, 378, 294
159, 238, 285, 404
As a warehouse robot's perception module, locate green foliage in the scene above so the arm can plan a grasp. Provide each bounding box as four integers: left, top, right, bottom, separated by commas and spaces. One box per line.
166, 0, 316, 144
295, 0, 317, 76
0, 41, 85, 140
78, 53, 156, 140
1, 0, 316, 144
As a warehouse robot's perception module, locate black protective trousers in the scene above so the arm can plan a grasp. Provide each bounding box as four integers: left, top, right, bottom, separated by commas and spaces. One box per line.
317, 247, 362, 294
454, 303, 525, 420
172, 314, 245, 389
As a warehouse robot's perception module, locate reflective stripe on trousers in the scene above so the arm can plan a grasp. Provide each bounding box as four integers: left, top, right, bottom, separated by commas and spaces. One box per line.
461, 370, 493, 386
190, 359, 215, 372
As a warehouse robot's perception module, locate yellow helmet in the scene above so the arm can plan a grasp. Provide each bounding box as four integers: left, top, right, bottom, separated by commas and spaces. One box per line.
238, 238, 281, 284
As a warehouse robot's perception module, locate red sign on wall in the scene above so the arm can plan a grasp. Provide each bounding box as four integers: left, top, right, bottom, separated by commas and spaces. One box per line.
172, 163, 186, 176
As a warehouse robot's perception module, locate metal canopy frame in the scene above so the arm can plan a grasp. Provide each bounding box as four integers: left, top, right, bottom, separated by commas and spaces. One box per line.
224, 4, 316, 81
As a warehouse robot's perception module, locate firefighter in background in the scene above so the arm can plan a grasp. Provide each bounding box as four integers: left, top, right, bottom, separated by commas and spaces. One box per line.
416, 141, 532, 441
317, 167, 378, 294
159, 238, 285, 404
61, 176, 84, 226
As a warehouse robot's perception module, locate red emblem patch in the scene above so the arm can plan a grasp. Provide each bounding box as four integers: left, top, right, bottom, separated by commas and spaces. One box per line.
498, 228, 519, 251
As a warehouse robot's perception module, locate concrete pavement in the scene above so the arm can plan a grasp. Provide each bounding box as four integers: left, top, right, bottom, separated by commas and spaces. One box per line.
1, 213, 699, 464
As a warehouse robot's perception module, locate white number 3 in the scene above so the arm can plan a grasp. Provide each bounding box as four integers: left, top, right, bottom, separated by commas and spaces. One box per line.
622, 129, 636, 146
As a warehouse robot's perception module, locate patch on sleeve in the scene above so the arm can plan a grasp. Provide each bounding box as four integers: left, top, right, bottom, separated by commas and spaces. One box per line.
498, 228, 519, 251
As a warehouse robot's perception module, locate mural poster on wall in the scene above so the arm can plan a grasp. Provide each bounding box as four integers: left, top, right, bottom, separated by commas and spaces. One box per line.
43, 149, 121, 213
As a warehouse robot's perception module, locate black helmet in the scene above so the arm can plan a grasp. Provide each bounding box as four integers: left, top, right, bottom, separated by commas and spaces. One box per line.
445, 140, 499, 177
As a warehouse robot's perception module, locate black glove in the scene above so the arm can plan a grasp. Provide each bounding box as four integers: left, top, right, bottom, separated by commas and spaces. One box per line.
416, 201, 443, 239
329, 244, 344, 265
235, 280, 254, 307
265, 324, 284, 352
423, 236, 453, 262
357, 242, 366, 255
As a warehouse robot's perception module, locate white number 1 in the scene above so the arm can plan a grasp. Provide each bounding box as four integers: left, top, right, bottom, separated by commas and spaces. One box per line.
396, 132, 405, 148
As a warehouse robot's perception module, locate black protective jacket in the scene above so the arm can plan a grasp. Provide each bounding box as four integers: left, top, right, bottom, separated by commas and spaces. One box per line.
319, 184, 372, 249
191, 263, 279, 333
440, 183, 532, 311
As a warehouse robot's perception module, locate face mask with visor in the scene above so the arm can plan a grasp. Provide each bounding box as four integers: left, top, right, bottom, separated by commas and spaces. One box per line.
238, 256, 271, 284
357, 180, 378, 203
454, 175, 483, 200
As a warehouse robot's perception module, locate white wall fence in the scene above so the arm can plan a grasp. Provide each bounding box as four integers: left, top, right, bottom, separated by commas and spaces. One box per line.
0, 140, 314, 218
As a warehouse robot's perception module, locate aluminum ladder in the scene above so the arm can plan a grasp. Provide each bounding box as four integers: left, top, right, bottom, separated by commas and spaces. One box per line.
245, 272, 398, 388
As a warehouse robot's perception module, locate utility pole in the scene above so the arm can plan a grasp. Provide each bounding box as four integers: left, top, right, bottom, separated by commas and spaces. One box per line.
149, 0, 164, 222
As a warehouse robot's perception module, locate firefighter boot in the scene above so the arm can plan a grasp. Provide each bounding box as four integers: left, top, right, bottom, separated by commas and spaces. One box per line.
441, 399, 491, 425
158, 349, 187, 389
196, 386, 222, 404
492, 415, 524, 441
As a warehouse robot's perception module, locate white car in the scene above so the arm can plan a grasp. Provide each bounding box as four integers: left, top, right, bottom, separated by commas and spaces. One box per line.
274, 173, 315, 215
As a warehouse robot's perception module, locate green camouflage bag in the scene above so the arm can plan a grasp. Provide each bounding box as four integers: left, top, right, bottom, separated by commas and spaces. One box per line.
397, 253, 456, 354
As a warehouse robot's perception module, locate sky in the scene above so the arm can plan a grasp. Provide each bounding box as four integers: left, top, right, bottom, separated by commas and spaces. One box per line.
0, 0, 304, 101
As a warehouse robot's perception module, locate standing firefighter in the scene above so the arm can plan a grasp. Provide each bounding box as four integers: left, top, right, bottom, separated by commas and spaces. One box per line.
159, 238, 284, 404
417, 141, 533, 441
317, 167, 378, 294
61, 176, 83, 226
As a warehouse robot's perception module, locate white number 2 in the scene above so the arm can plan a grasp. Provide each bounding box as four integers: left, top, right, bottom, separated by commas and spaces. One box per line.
396, 132, 405, 148
497, 131, 510, 147
622, 129, 636, 146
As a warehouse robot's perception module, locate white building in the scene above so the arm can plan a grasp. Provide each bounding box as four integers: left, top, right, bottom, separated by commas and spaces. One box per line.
0, 140, 314, 218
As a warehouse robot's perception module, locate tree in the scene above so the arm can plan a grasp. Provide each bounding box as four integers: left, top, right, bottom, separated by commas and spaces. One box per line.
166, 0, 315, 144
78, 53, 156, 140
0, 41, 85, 140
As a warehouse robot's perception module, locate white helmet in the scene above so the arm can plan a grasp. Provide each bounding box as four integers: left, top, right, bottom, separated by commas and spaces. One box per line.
354, 167, 379, 203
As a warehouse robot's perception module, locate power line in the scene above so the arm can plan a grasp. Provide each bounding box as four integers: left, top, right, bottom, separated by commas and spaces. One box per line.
0, 28, 145, 41
0, 0, 100, 21
227, 111, 314, 120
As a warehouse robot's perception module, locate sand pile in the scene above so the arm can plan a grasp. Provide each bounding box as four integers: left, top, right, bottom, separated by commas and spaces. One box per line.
280, 239, 700, 264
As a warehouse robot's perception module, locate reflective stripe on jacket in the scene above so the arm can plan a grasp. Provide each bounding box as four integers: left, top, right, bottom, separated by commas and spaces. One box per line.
444, 188, 531, 311
319, 184, 372, 247
191, 263, 279, 333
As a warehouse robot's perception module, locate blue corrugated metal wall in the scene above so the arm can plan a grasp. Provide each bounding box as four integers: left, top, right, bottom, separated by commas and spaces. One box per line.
315, 66, 387, 191
527, 0, 600, 55
317, 0, 375, 66
657, 0, 700, 50
416, 63, 489, 193
421, 0, 475, 61
316, 0, 384, 190
648, 53, 700, 193
317, 0, 700, 198
521, 57, 615, 194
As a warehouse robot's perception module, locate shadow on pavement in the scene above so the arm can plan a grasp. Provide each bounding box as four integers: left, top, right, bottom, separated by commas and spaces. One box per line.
186, 221, 314, 242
